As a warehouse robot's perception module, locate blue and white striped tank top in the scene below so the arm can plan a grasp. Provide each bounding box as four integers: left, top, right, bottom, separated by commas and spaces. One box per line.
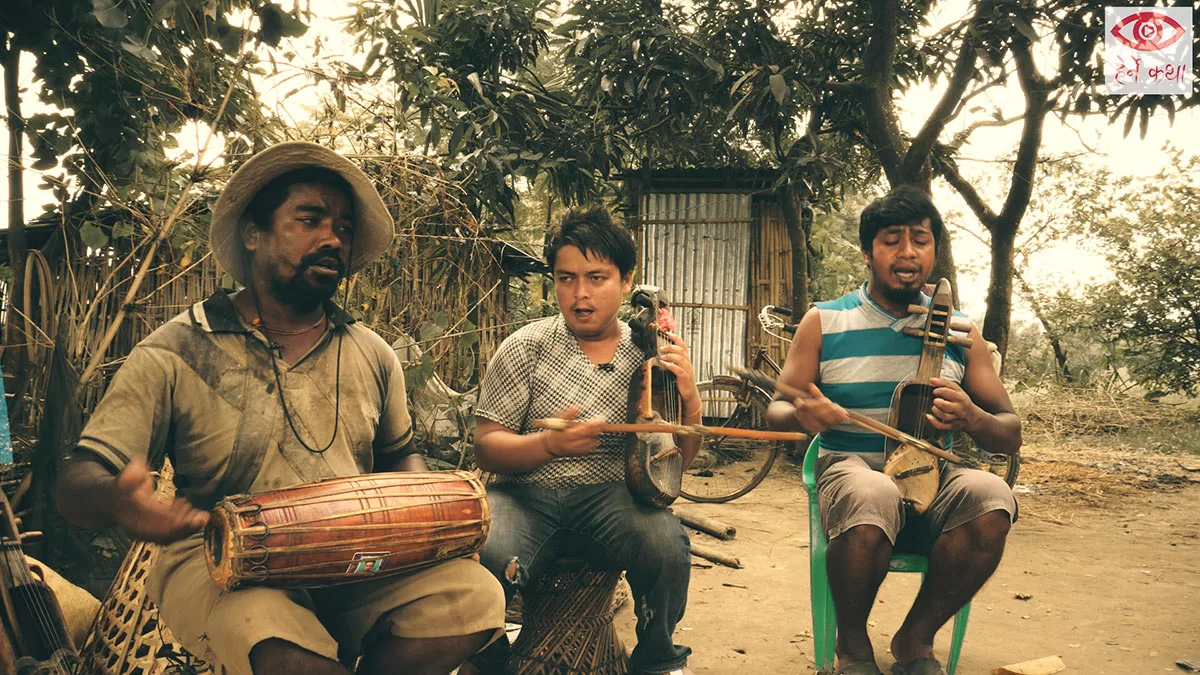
817, 284, 967, 463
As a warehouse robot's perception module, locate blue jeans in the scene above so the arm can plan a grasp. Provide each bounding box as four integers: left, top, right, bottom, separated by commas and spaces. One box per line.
474, 480, 692, 673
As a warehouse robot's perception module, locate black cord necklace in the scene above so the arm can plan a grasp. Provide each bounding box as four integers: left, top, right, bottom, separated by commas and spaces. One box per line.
251, 289, 344, 454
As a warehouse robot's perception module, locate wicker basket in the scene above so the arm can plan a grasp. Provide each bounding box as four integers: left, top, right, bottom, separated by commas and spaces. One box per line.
76, 461, 211, 675
505, 558, 629, 675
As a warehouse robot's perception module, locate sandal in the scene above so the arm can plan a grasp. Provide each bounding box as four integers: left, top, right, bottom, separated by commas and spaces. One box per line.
890, 657, 947, 675
834, 662, 885, 675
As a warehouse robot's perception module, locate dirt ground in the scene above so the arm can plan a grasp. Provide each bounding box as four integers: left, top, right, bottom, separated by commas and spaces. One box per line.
608, 440, 1200, 675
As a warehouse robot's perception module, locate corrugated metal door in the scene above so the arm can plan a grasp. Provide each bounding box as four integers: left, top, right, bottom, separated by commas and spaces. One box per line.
638, 193, 751, 381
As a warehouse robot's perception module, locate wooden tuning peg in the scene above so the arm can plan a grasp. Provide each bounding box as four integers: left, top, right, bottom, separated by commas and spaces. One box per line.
909, 306, 974, 334
902, 327, 974, 348
19, 531, 43, 543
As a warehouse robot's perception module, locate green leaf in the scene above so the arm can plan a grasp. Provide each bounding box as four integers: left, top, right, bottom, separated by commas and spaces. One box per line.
702, 57, 724, 79
459, 318, 478, 348
92, 0, 128, 28
112, 221, 136, 240
363, 42, 384, 75
730, 68, 757, 95
466, 72, 484, 97
216, 25, 244, 52
258, 4, 306, 46
403, 352, 436, 394
1012, 16, 1038, 44
121, 38, 159, 62
447, 123, 466, 157
151, 0, 177, 23
80, 224, 109, 250
276, 7, 308, 38
768, 73, 788, 105
419, 320, 444, 342
428, 118, 441, 148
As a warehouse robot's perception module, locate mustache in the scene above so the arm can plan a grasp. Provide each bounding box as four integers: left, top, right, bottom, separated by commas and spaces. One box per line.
298, 250, 346, 274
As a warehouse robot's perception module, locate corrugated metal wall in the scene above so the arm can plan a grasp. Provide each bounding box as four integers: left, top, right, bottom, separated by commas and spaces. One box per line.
637, 193, 752, 382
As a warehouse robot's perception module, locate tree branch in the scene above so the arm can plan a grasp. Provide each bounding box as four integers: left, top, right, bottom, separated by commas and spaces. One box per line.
937, 158, 997, 230
948, 63, 1014, 122
863, 0, 898, 84
998, 38, 1052, 224
950, 112, 1029, 149
902, 19, 983, 179
859, 0, 904, 184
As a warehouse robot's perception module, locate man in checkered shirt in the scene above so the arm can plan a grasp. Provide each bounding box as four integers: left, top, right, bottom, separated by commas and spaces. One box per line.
464, 207, 701, 675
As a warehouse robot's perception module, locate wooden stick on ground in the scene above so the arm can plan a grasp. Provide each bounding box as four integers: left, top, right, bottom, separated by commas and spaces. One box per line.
673, 509, 737, 540
690, 542, 741, 569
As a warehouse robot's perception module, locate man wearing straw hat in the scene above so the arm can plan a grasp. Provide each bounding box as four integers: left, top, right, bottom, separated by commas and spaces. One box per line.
57, 141, 505, 675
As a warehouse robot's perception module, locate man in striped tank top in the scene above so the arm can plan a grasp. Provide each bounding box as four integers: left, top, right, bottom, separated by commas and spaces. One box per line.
767, 187, 1021, 675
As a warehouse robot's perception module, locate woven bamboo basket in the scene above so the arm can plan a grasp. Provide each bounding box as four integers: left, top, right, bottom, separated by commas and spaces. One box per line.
76, 460, 212, 674
505, 558, 630, 675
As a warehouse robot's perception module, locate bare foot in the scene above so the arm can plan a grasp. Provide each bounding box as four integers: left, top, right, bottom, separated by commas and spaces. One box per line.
889, 630, 934, 666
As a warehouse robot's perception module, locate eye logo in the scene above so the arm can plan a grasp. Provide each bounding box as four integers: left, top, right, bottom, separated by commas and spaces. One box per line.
1110, 11, 1187, 52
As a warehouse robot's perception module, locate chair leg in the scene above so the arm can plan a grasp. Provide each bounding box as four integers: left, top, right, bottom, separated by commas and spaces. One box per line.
945, 601, 971, 675
810, 547, 838, 673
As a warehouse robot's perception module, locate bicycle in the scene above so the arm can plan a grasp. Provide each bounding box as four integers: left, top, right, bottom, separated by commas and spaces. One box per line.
680, 305, 1020, 504
680, 306, 795, 503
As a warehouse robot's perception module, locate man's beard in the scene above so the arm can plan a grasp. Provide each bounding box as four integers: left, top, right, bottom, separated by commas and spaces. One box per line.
879, 284, 922, 307
268, 252, 345, 313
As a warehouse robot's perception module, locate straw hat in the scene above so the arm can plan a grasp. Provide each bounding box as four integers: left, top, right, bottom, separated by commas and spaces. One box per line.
209, 141, 394, 286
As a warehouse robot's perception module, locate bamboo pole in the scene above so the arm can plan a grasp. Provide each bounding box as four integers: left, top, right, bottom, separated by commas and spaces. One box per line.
690, 542, 741, 569
673, 509, 736, 540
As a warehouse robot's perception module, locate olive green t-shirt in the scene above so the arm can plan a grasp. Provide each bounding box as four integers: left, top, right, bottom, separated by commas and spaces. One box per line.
77, 290, 413, 508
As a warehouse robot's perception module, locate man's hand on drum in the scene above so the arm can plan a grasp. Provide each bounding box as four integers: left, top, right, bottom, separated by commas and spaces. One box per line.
544, 405, 604, 458
926, 377, 982, 433
658, 333, 702, 420
113, 459, 210, 544
790, 383, 850, 435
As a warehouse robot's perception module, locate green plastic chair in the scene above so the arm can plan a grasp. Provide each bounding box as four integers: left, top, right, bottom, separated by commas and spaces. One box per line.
802, 435, 970, 674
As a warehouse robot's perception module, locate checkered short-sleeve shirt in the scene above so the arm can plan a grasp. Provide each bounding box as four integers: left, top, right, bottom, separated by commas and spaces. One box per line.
475, 315, 645, 487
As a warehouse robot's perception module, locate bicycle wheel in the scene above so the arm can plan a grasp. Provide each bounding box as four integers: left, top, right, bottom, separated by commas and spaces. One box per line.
680, 376, 783, 503
952, 437, 1021, 487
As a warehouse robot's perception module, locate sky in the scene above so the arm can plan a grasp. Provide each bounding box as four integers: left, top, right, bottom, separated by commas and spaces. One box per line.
1, 1, 1197, 324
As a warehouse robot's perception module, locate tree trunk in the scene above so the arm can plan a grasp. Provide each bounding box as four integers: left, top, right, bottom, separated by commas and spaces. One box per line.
1014, 272, 1073, 382
901, 176, 961, 308
777, 183, 809, 313
3, 42, 27, 367
981, 220, 1017, 362
930, 226, 961, 309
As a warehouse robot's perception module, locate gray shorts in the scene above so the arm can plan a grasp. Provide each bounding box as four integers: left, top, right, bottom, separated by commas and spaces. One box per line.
816, 452, 1018, 548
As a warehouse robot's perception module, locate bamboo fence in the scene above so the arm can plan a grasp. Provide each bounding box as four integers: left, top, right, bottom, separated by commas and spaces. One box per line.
6, 153, 518, 436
